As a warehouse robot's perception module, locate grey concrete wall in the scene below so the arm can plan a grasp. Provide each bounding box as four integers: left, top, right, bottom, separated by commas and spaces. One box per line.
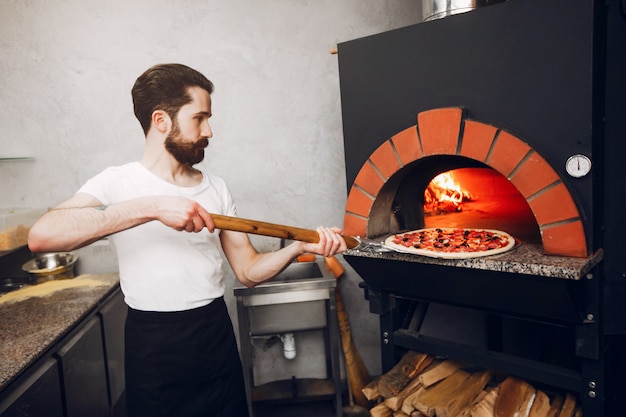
1, 1, 423, 380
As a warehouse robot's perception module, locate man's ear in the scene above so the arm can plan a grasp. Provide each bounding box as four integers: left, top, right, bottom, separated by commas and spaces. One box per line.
151, 110, 171, 133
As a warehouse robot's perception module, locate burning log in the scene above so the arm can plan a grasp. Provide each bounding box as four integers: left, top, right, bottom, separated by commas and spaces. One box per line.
424, 172, 473, 215
364, 351, 583, 417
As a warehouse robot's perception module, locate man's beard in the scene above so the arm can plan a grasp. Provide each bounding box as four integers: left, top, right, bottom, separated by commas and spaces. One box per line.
164, 122, 209, 166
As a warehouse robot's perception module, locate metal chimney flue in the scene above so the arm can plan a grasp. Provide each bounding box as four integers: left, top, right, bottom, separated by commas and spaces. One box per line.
421, 0, 505, 22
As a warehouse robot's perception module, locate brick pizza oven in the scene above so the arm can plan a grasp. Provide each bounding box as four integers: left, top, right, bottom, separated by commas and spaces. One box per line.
343, 106, 588, 258
335, 0, 626, 415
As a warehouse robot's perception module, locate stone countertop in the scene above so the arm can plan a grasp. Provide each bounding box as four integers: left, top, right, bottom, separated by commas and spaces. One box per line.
345, 242, 604, 280
0, 273, 120, 391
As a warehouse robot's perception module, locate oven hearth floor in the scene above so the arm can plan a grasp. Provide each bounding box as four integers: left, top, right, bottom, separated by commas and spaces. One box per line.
425, 196, 540, 243
347, 241, 602, 281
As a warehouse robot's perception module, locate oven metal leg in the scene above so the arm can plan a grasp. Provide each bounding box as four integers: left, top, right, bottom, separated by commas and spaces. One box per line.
367, 287, 398, 373
579, 356, 606, 417
379, 309, 397, 374
576, 267, 606, 416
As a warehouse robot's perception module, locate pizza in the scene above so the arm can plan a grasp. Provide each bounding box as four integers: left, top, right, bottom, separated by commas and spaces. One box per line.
384, 227, 516, 259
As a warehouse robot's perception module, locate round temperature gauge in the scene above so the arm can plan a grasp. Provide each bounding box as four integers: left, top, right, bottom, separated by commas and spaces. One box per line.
565, 154, 592, 178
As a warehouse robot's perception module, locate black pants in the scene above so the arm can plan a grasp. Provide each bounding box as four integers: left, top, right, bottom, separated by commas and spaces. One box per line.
125, 297, 249, 417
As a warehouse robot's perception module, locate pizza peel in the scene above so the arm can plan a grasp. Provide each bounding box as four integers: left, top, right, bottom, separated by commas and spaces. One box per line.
210, 213, 362, 248
210, 214, 516, 258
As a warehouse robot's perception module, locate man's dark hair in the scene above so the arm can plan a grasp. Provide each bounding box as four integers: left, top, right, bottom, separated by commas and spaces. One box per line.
131, 63, 214, 135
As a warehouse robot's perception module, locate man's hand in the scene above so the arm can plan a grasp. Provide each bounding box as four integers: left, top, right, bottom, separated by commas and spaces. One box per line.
153, 196, 216, 233
301, 226, 347, 258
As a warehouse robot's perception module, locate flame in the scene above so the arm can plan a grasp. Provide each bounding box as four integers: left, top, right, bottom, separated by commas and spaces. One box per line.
424, 172, 473, 214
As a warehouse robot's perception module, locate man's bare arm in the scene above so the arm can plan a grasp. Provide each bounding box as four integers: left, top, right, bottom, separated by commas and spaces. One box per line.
220, 226, 346, 288
28, 193, 216, 253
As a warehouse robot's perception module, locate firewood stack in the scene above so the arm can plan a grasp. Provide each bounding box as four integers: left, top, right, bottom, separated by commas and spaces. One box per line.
362, 351, 582, 417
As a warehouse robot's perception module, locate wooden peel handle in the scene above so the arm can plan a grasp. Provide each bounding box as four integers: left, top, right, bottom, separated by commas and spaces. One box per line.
210, 213, 359, 249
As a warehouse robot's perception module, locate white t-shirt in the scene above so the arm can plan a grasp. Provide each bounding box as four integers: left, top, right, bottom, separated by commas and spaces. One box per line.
78, 161, 237, 312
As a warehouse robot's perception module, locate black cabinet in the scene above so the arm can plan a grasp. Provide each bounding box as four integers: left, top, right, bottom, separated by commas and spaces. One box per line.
0, 286, 127, 417
0, 359, 63, 417
56, 316, 110, 417
99, 289, 126, 410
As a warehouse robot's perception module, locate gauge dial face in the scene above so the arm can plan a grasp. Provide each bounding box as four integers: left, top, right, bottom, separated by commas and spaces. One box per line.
565, 154, 592, 178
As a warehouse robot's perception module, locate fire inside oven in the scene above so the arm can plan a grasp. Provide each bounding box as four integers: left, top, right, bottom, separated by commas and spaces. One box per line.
387, 162, 541, 247
422, 167, 540, 244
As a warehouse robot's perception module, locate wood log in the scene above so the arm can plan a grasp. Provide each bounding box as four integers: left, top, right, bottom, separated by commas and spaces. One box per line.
517, 386, 537, 417
494, 377, 534, 417
401, 386, 426, 415
435, 370, 493, 417
414, 354, 435, 377
418, 359, 463, 388
369, 349, 581, 417
362, 375, 382, 401
413, 369, 472, 417
528, 390, 551, 417
457, 389, 489, 417
378, 351, 433, 398
371, 402, 393, 417
558, 393, 577, 417
385, 373, 424, 411
471, 387, 499, 417
546, 395, 564, 417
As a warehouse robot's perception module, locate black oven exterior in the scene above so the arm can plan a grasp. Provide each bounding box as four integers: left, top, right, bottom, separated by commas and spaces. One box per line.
336, 0, 626, 415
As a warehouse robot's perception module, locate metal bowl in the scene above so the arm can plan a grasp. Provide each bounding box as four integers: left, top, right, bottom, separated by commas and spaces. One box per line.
22, 252, 78, 284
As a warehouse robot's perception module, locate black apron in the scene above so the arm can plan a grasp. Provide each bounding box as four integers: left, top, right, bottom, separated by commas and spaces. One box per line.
125, 297, 249, 417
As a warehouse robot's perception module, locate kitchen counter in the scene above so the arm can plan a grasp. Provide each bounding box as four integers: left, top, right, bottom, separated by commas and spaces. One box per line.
345, 242, 603, 280
0, 273, 120, 390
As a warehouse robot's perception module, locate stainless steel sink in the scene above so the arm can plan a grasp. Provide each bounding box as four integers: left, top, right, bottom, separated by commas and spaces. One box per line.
270, 262, 324, 282
234, 260, 335, 297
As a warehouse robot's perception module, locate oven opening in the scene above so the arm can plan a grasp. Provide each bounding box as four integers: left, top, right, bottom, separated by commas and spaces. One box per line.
423, 167, 541, 244
386, 156, 541, 245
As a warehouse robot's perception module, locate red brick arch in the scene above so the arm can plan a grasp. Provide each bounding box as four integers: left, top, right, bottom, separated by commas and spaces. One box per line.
344, 107, 588, 258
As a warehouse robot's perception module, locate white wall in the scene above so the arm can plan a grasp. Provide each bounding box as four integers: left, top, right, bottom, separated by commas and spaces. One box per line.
0, 0, 422, 378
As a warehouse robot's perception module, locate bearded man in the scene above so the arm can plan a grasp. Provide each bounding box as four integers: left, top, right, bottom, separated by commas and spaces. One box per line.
28, 63, 346, 417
